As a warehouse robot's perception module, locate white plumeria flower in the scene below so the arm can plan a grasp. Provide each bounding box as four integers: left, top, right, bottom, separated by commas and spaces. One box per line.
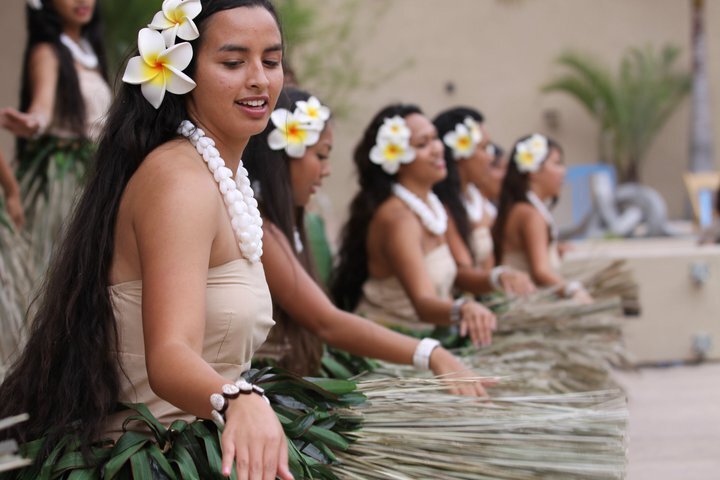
514, 134, 549, 173
27, 0, 42, 10
464, 117, 483, 144
369, 137, 416, 174
122, 28, 197, 109
294, 96, 330, 129
149, 0, 202, 47
377, 116, 411, 142
267, 108, 322, 158
443, 123, 477, 160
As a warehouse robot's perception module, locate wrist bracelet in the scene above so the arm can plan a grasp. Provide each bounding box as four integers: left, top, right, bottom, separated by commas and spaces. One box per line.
209, 379, 270, 427
413, 338, 441, 370
489, 266, 508, 291
450, 297, 469, 323
563, 280, 583, 298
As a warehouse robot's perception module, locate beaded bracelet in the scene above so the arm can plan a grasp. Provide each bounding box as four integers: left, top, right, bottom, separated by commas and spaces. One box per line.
489, 266, 508, 291
209, 379, 270, 427
562, 280, 584, 298
450, 297, 469, 323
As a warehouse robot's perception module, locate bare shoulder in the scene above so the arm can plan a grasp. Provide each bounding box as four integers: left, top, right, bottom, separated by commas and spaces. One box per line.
508, 202, 542, 224
29, 43, 58, 64
126, 139, 220, 218
373, 196, 422, 237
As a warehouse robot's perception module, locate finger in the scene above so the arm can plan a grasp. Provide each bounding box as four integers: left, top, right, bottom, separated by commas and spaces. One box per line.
475, 381, 489, 397
490, 313, 497, 331
469, 318, 481, 347
459, 319, 468, 338
221, 436, 236, 478
277, 437, 294, 480
262, 437, 279, 480
248, 443, 264, 480
236, 445, 250, 480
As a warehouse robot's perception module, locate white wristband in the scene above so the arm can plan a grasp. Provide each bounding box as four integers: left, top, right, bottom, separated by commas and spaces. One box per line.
563, 280, 583, 298
413, 338, 441, 370
490, 266, 508, 291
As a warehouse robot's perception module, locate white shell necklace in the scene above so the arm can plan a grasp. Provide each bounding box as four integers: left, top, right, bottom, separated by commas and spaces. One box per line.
526, 190, 559, 241
463, 184, 485, 223
178, 120, 263, 263
392, 183, 448, 236
60, 33, 99, 70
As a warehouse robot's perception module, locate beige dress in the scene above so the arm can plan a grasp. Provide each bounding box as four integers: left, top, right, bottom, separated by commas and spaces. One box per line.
502, 241, 562, 275
105, 259, 275, 436
355, 244, 457, 332
469, 226, 493, 266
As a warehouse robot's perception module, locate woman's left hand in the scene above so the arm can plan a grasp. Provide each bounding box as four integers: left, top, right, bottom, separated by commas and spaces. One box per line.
429, 347, 495, 397
499, 269, 536, 296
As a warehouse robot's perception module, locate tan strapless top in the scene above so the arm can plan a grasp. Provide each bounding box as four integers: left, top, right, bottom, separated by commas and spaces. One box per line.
355, 244, 457, 332
48, 65, 112, 141
105, 259, 274, 436
470, 226, 493, 266
502, 241, 562, 276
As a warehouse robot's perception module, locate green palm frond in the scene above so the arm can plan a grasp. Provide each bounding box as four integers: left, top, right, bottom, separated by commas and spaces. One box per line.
543, 45, 690, 181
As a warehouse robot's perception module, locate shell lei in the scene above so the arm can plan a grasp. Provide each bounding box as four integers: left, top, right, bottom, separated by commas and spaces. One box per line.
463, 184, 485, 223
178, 120, 263, 263
392, 183, 448, 236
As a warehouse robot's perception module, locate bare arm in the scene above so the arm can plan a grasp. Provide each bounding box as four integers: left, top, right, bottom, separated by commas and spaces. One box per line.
446, 216, 495, 294
520, 209, 565, 287
1, 44, 58, 138
262, 224, 488, 396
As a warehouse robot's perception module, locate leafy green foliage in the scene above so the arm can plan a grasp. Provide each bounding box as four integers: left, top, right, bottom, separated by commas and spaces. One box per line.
543, 46, 691, 182
99, 1, 158, 78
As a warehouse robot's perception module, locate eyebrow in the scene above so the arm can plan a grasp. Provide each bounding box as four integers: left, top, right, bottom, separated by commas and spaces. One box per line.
218, 44, 283, 53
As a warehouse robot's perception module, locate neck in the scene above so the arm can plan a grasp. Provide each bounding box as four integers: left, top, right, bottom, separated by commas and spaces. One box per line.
458, 171, 470, 195
398, 177, 432, 202
192, 119, 247, 173
62, 25, 83, 43
529, 185, 550, 202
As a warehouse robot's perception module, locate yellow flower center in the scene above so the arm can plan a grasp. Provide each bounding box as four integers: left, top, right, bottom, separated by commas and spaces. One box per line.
458, 136, 471, 151
287, 123, 307, 143
384, 143, 402, 161
518, 151, 534, 166
307, 107, 319, 118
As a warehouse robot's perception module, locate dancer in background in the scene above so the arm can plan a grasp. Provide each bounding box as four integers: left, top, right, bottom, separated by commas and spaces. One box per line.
493, 134, 592, 302
331, 105, 497, 348
0, 0, 111, 267
0, 151, 24, 230
244, 87, 488, 396
433, 107, 534, 297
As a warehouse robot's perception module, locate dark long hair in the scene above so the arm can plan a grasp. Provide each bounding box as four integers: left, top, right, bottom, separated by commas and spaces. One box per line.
492, 134, 562, 264
17, 1, 108, 158
244, 87, 325, 376
0, 0, 281, 456
432, 107, 484, 257
329, 104, 423, 312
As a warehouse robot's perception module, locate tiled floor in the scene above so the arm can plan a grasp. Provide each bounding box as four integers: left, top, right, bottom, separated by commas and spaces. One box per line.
614, 363, 720, 480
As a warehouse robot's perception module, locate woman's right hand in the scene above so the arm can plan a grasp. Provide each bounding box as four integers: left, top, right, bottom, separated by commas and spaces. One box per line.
498, 269, 536, 296
458, 301, 496, 348
0, 108, 44, 138
430, 347, 494, 397
221, 393, 294, 480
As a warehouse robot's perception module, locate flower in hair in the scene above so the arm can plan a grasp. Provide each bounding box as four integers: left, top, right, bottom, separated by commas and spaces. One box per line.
370, 116, 415, 174
294, 96, 331, 128
514, 134, 549, 173
149, 0, 202, 47
122, 28, 197, 109
27, 0, 42, 10
464, 117, 483, 144
267, 108, 323, 158
443, 124, 476, 160
377, 116, 411, 142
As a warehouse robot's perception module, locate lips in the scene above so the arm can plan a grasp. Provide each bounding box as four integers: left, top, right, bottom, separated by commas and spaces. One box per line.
234, 97, 270, 119
74, 6, 92, 17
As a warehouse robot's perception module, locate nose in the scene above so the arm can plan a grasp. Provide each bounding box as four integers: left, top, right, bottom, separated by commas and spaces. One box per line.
321, 163, 331, 178
246, 58, 270, 91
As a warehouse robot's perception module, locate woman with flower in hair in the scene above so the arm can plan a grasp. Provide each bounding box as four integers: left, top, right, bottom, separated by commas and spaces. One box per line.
244, 87, 488, 396
0, 1, 295, 478
331, 105, 497, 348
0, 0, 111, 267
492, 134, 592, 302
433, 107, 534, 297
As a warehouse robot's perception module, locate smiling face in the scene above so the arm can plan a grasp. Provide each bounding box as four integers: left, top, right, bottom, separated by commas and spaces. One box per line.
397, 113, 446, 187
187, 6, 284, 146
52, 0, 96, 28
289, 123, 333, 207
